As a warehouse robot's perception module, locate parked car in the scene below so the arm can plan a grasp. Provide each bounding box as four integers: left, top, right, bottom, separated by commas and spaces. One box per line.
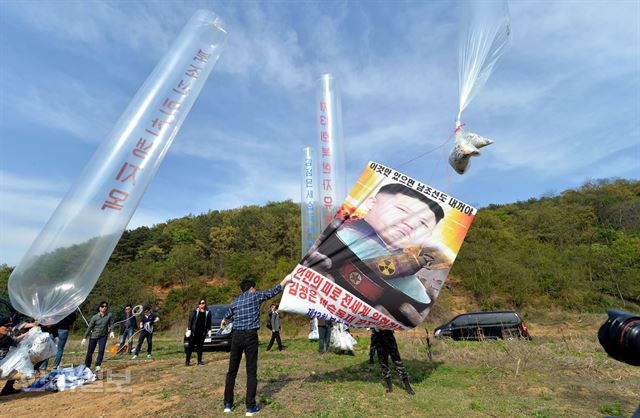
183, 304, 233, 351
434, 311, 531, 340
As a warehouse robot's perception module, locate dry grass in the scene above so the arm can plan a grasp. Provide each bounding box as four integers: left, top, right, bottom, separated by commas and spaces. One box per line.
2, 313, 639, 417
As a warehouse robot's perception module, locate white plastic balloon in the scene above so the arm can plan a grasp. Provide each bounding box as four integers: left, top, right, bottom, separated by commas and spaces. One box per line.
451, 1, 510, 174
301, 147, 320, 257
8, 10, 227, 324
316, 74, 347, 232
456, 0, 511, 126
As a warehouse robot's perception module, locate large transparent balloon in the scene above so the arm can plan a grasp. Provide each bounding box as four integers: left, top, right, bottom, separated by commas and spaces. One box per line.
301, 147, 320, 258
316, 74, 347, 232
450, 0, 511, 174
8, 10, 227, 324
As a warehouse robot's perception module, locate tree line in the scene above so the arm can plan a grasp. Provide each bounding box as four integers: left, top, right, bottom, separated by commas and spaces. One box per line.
0, 179, 638, 330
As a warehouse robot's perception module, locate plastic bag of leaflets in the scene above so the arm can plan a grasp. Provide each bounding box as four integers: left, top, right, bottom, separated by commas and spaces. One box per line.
26, 365, 96, 392
309, 317, 319, 341
331, 323, 357, 352
219, 321, 233, 335
0, 327, 57, 379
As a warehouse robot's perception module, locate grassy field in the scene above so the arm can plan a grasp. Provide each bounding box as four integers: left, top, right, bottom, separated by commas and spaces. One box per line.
3, 315, 639, 417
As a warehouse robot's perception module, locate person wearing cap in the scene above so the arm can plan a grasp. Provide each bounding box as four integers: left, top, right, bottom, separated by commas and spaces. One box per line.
0, 316, 35, 395
185, 298, 211, 366
221, 275, 292, 416
132, 307, 159, 359
0, 316, 19, 395
82, 301, 115, 372
117, 304, 137, 354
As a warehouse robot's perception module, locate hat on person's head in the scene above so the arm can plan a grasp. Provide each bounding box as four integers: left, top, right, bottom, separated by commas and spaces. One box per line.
0, 316, 12, 327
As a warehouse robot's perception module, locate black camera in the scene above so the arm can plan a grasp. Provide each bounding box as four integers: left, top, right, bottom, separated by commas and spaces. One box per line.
597, 309, 640, 367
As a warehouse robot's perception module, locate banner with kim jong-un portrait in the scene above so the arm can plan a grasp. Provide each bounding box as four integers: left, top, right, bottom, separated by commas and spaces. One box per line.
279, 161, 477, 331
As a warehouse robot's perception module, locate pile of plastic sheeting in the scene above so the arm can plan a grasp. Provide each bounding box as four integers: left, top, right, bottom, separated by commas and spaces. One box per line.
308, 318, 319, 340
331, 323, 357, 352
25, 365, 96, 392
0, 328, 56, 379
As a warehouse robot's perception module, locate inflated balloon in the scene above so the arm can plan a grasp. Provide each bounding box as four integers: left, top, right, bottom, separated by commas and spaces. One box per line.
8, 10, 227, 325
316, 74, 347, 231
450, 0, 510, 174
301, 147, 320, 258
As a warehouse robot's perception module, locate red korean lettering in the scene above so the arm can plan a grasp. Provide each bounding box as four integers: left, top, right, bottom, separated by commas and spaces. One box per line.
115, 162, 143, 186
102, 189, 129, 211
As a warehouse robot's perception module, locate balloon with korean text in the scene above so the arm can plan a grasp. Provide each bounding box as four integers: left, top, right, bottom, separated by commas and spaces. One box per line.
8, 10, 227, 324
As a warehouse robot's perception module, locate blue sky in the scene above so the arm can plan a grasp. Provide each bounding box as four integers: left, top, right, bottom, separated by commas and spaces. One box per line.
0, 0, 638, 266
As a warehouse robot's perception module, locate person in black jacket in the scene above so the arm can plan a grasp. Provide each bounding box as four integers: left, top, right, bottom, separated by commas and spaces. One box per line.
185, 298, 212, 366
265, 304, 283, 351
117, 304, 137, 354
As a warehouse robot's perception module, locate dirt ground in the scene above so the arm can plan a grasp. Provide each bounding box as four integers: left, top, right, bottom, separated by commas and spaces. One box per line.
2, 314, 637, 417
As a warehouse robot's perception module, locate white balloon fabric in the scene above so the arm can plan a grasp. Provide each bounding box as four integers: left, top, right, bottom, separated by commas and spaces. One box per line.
451, 0, 510, 174
301, 147, 320, 258
456, 0, 511, 126
8, 10, 227, 325
316, 74, 347, 232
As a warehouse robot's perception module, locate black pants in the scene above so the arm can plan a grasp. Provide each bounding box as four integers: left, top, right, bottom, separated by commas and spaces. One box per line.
135, 330, 153, 355
224, 329, 259, 408
186, 334, 205, 363
369, 330, 378, 358
375, 330, 408, 380
266, 331, 282, 351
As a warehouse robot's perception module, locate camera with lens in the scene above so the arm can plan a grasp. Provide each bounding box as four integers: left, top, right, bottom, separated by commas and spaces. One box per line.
597, 309, 640, 367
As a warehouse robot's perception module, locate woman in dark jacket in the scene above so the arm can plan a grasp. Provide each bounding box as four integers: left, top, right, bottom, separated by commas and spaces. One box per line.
185, 298, 211, 366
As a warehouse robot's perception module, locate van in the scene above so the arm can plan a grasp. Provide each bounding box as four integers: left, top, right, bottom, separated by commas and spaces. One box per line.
434, 311, 531, 340
183, 304, 233, 351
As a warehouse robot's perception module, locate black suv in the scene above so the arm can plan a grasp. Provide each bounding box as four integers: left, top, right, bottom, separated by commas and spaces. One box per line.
183, 304, 233, 351
434, 311, 531, 340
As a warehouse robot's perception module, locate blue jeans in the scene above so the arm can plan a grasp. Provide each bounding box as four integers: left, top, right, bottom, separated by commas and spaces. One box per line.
118, 328, 134, 353
85, 335, 107, 368
52, 329, 70, 369
318, 326, 331, 353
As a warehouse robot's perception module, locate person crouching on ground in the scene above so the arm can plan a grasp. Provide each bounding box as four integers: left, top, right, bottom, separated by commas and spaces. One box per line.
372, 328, 415, 395
185, 298, 211, 366
132, 307, 159, 359
82, 301, 115, 372
222, 275, 292, 416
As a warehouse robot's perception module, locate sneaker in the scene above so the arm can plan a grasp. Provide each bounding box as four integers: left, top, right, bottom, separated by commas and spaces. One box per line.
95, 366, 102, 372
147, 354, 152, 359
223, 403, 233, 413
197, 361, 204, 365
246, 405, 261, 416
131, 354, 137, 359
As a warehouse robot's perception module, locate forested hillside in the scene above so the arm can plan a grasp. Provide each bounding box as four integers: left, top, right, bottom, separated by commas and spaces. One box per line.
1, 179, 638, 327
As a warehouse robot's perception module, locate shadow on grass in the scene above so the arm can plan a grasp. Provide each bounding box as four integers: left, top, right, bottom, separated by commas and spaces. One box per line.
259, 373, 303, 400
305, 359, 442, 385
